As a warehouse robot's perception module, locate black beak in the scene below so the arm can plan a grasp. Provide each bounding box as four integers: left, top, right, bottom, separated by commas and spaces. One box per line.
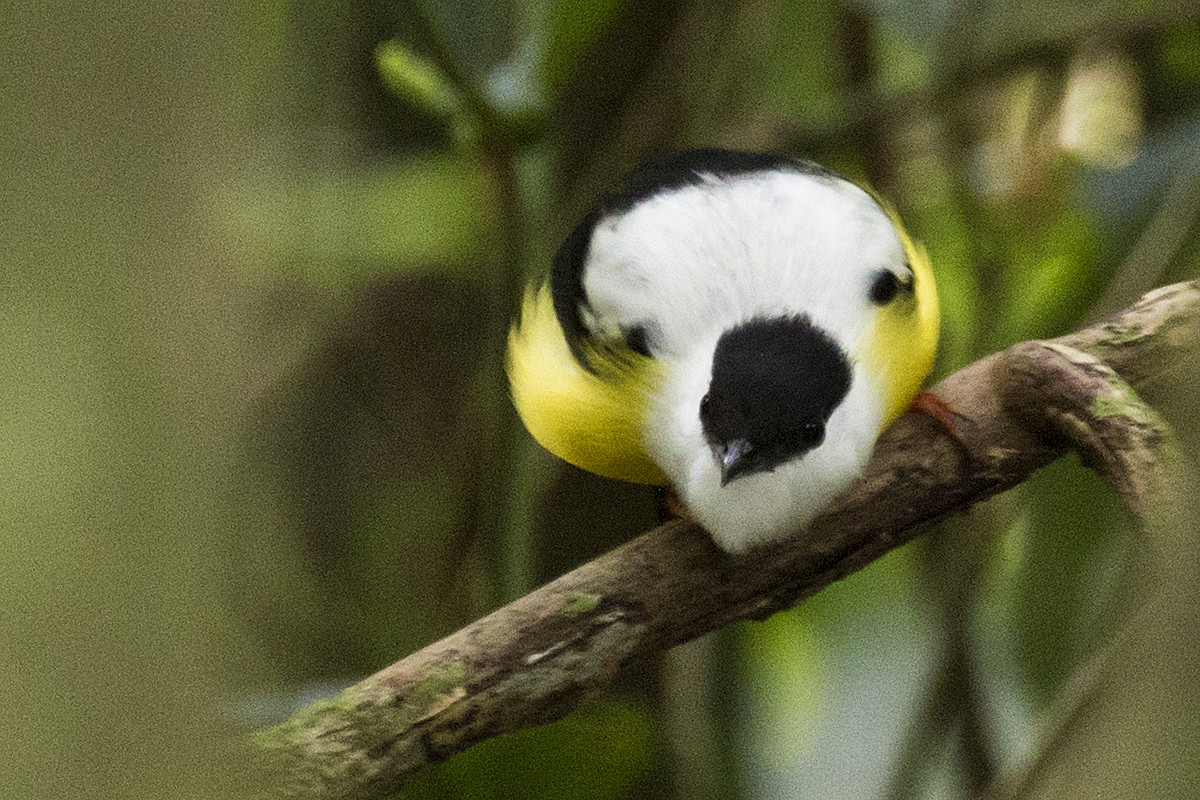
711, 439, 755, 486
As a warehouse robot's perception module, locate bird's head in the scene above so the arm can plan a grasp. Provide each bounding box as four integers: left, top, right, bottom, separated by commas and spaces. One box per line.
650, 303, 887, 553
700, 315, 852, 487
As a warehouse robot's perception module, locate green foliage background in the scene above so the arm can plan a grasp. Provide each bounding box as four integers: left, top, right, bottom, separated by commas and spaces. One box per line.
3, 2, 1200, 798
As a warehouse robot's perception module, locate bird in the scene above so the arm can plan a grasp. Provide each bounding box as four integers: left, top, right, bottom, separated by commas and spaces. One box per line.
507, 149, 939, 553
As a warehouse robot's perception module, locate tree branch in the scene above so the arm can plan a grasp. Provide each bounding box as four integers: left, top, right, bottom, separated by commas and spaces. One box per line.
254, 281, 1200, 800
997, 340, 1173, 517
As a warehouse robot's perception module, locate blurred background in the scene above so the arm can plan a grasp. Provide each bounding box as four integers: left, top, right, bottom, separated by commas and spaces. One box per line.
4, 1, 1200, 798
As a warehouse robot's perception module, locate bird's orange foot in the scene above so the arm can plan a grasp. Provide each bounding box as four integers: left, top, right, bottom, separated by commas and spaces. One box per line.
907, 389, 977, 467
908, 388, 971, 438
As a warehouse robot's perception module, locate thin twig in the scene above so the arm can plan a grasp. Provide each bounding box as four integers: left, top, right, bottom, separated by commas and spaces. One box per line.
400, 2, 536, 604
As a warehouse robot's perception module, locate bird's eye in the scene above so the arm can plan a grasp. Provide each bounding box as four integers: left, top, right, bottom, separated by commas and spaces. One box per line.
699, 394, 713, 420
869, 270, 901, 305
622, 324, 652, 357
799, 421, 825, 448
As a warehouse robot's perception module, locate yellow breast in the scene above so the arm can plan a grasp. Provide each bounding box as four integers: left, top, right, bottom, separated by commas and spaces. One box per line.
860, 218, 941, 429
506, 287, 669, 485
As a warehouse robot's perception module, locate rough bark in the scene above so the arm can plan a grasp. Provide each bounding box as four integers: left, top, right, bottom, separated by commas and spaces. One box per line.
255, 280, 1200, 800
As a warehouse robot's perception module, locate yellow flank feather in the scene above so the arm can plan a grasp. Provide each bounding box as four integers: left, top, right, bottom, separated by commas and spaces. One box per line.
862, 214, 941, 430
506, 286, 669, 485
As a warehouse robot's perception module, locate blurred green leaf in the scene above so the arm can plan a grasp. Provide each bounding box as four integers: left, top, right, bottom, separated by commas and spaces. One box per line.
409, 698, 657, 800
377, 41, 479, 146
